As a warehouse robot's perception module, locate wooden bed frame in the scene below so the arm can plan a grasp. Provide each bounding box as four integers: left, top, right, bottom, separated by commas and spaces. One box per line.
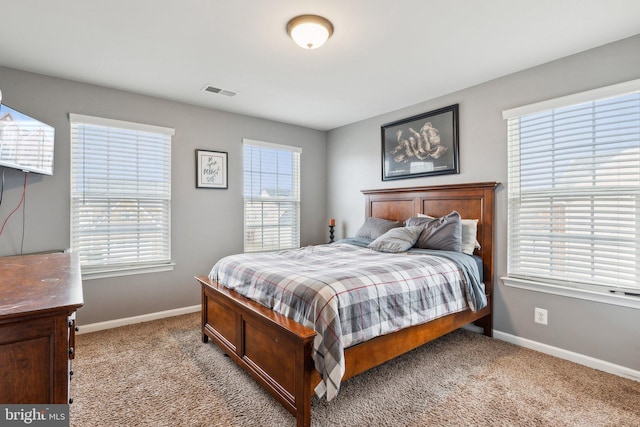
196, 182, 498, 427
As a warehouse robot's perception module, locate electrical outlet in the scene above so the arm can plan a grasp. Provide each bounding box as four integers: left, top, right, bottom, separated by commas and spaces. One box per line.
534, 307, 548, 325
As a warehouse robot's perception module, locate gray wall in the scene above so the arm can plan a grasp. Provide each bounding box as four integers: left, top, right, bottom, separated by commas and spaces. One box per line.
0, 66, 327, 325
327, 34, 640, 371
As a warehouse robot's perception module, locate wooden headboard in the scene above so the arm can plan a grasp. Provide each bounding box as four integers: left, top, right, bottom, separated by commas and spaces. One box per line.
361, 182, 498, 295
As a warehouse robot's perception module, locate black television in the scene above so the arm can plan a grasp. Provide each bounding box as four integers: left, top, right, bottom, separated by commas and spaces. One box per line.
0, 103, 54, 175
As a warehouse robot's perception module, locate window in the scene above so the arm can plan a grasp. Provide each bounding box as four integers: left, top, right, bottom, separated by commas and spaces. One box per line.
243, 138, 300, 252
70, 114, 174, 278
503, 80, 640, 303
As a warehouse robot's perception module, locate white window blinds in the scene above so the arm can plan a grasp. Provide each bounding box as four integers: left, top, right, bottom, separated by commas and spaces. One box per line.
70, 114, 174, 273
243, 138, 301, 252
504, 82, 640, 292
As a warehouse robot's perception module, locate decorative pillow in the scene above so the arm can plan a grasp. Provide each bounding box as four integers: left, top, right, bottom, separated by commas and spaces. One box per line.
355, 217, 403, 240
417, 213, 479, 255
368, 226, 424, 253
405, 211, 462, 252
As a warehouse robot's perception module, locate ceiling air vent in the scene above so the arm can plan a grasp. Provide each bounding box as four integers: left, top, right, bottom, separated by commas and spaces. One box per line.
202, 85, 238, 97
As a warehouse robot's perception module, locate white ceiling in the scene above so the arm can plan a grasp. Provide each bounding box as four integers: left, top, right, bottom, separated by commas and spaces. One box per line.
1, 1, 639, 131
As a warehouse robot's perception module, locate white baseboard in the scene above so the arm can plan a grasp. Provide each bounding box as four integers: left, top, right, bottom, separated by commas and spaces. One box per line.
493, 330, 640, 383
77, 304, 201, 334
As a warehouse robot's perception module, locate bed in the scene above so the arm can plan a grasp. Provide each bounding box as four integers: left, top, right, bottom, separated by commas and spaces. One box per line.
196, 182, 497, 427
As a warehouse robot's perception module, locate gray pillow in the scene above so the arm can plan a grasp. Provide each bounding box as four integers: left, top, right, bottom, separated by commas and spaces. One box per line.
368, 226, 424, 253
418, 213, 479, 255
405, 211, 462, 252
355, 217, 403, 240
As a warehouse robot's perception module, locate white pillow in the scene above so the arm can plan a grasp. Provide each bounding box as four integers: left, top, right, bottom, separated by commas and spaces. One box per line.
418, 213, 480, 255
460, 219, 480, 255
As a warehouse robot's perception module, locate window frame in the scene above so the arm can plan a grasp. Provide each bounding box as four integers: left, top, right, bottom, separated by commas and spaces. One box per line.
69, 113, 175, 280
501, 79, 640, 310
242, 138, 301, 253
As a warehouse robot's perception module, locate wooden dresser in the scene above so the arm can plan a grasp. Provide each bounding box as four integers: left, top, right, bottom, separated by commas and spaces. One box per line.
0, 252, 84, 404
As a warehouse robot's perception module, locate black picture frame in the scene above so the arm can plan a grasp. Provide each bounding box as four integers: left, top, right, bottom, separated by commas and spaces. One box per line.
196, 149, 228, 189
381, 104, 459, 181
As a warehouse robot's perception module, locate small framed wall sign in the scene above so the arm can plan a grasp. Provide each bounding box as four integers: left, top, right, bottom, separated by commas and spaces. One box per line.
196, 149, 228, 189
381, 104, 459, 181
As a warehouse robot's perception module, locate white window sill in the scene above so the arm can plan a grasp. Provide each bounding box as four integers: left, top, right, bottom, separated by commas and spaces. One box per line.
81, 262, 176, 280
501, 276, 640, 310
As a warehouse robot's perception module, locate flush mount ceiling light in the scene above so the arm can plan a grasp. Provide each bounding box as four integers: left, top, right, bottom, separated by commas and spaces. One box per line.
286, 15, 334, 49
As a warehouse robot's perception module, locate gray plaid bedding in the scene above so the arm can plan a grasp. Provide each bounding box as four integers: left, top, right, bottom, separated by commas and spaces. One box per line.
208, 241, 486, 401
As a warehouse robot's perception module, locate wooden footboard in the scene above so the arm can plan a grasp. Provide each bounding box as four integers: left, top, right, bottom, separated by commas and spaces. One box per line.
198, 276, 317, 427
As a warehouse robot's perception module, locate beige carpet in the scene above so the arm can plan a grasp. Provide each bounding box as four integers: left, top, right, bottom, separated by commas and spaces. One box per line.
70, 313, 640, 426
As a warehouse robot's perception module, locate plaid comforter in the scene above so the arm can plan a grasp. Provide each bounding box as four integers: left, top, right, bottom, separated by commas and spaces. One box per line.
208, 241, 486, 401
